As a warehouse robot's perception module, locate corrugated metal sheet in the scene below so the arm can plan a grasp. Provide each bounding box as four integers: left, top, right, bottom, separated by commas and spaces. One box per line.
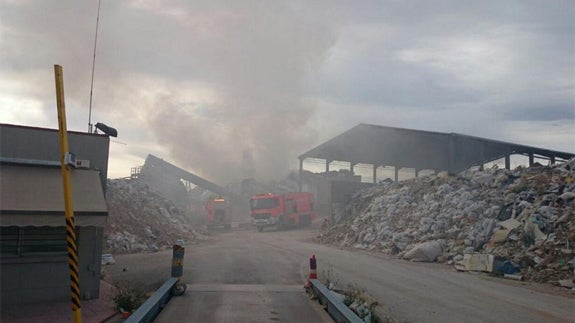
299, 124, 574, 173
0, 164, 107, 226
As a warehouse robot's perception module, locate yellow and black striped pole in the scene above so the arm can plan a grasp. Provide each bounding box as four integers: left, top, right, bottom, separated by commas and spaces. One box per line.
54, 64, 83, 323
171, 244, 187, 296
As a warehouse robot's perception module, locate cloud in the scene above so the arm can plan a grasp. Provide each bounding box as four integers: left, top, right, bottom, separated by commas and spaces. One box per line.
1, 0, 574, 181
504, 104, 575, 122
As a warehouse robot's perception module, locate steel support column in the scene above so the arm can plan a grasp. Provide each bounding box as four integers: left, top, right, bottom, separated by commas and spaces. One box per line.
394, 167, 399, 182
299, 158, 304, 192
373, 165, 377, 184
551, 156, 556, 164
529, 153, 534, 167
350, 162, 357, 174
505, 155, 511, 170
479, 143, 485, 171
448, 134, 455, 174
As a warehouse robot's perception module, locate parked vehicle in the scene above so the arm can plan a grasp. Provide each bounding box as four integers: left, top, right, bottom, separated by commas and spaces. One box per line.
250, 192, 314, 232
205, 197, 232, 230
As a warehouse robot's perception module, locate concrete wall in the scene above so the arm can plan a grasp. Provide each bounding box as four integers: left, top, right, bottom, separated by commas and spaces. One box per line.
1, 227, 104, 306
0, 124, 110, 193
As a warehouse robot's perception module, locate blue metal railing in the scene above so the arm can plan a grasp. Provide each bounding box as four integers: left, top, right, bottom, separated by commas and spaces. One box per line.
309, 279, 364, 323
124, 277, 179, 323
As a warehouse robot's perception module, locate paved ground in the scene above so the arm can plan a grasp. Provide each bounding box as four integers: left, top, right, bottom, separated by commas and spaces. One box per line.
153, 226, 332, 323
103, 224, 575, 323
1, 280, 118, 323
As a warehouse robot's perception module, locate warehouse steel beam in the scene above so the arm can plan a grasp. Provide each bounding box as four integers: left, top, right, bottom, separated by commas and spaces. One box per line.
326, 160, 332, 173
144, 155, 242, 203
299, 158, 304, 192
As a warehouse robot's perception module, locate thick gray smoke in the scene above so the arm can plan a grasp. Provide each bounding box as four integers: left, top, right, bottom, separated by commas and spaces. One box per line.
145, 2, 336, 183
0, 1, 336, 183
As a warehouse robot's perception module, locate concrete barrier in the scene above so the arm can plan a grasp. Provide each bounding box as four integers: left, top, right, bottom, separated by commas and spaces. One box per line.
309, 279, 364, 323
124, 277, 179, 323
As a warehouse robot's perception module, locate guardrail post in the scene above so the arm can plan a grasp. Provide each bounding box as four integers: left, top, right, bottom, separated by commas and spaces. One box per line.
305, 255, 317, 289
171, 244, 186, 296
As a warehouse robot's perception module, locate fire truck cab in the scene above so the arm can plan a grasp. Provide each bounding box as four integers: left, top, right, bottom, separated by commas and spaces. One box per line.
250, 192, 314, 232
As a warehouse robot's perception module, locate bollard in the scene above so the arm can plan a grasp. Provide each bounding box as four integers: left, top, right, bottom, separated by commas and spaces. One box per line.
305, 255, 318, 289
171, 245, 186, 296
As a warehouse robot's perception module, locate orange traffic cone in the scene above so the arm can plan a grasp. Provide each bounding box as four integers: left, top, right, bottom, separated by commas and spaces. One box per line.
305, 255, 317, 289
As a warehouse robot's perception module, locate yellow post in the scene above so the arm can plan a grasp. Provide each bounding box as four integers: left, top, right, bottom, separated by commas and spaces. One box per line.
54, 64, 83, 323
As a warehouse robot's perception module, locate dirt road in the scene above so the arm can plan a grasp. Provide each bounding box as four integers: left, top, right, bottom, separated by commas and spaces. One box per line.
104, 225, 574, 322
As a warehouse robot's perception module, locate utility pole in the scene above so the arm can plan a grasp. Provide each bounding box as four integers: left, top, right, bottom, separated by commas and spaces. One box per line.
54, 64, 83, 323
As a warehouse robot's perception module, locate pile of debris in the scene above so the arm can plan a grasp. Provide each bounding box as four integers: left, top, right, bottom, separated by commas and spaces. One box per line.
104, 178, 206, 254
318, 159, 575, 286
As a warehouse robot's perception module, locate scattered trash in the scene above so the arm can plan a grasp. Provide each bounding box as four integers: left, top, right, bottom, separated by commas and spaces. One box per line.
101, 253, 115, 265
557, 279, 575, 288
319, 158, 575, 284
403, 240, 443, 262
503, 274, 523, 281
105, 178, 207, 254
455, 254, 495, 272
493, 259, 521, 275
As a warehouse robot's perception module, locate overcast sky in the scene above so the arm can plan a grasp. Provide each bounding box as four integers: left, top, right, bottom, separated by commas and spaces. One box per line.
1, 0, 574, 182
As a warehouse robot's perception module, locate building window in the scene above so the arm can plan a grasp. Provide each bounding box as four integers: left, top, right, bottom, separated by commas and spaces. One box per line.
1, 226, 67, 257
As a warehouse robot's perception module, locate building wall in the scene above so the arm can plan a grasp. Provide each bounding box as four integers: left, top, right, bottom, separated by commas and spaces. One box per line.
78, 226, 104, 300
0, 124, 109, 306
0, 124, 110, 193
1, 227, 104, 306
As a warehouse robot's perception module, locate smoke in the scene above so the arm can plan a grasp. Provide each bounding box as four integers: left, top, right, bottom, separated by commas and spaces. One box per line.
141, 2, 337, 183
0, 1, 338, 183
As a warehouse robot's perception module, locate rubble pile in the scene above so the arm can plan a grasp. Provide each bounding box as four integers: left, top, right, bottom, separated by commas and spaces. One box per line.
318, 159, 575, 285
105, 178, 205, 254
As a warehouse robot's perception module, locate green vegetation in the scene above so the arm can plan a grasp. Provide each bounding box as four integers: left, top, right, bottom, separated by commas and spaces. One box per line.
112, 283, 146, 313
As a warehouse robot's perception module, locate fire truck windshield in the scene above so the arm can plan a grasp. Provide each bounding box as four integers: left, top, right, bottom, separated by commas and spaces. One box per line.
250, 198, 279, 210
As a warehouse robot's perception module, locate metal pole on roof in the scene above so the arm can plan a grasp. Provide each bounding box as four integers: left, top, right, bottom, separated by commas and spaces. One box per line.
88, 0, 102, 133
54, 64, 83, 323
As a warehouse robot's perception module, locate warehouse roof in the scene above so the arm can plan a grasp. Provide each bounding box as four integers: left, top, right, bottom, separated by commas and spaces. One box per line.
299, 124, 575, 173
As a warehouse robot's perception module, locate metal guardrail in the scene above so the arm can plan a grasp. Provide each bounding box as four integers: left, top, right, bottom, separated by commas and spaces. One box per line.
124, 277, 179, 323
309, 279, 364, 323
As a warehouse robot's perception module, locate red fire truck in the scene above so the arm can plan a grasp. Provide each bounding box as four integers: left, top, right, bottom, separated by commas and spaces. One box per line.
205, 197, 232, 231
250, 192, 315, 232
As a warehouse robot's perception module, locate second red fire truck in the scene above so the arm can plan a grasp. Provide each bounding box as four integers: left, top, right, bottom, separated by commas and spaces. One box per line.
205, 197, 232, 231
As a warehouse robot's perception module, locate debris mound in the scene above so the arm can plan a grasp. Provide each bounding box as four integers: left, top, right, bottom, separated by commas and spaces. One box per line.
104, 178, 205, 254
318, 159, 575, 285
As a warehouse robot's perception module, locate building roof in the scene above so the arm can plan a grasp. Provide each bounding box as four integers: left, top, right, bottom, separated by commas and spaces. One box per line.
0, 164, 108, 227
0, 123, 110, 193
299, 124, 575, 173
